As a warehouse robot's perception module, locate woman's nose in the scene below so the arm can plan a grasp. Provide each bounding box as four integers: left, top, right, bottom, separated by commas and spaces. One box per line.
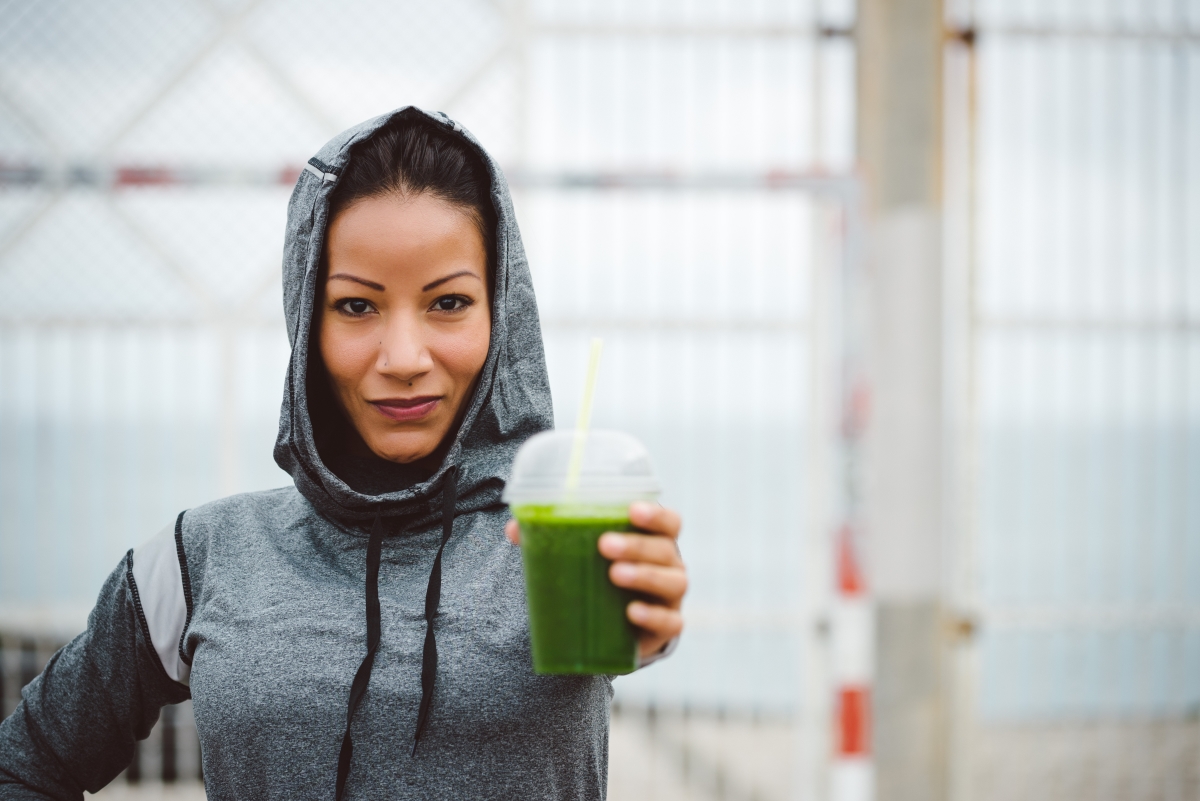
376, 313, 434, 382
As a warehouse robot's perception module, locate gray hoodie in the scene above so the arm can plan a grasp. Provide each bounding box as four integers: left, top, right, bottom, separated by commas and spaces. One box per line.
0, 108, 663, 800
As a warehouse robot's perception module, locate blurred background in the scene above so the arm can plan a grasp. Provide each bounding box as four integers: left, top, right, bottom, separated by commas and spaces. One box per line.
0, 0, 1196, 799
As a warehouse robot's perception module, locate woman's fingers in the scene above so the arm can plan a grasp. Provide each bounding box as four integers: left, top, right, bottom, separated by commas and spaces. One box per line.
603, 504, 689, 641
629, 602, 684, 653
629, 502, 682, 540
504, 519, 520, 545
609, 562, 688, 606
630, 603, 684, 659
598, 532, 680, 566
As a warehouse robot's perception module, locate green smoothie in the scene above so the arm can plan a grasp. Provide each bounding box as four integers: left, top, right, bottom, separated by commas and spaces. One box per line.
513, 504, 639, 675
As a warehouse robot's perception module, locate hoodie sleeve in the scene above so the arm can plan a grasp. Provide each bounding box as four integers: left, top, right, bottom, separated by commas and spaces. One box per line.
0, 540, 191, 799
635, 636, 679, 670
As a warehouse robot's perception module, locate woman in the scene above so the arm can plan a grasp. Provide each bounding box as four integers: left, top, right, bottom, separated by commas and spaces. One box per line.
0, 107, 687, 800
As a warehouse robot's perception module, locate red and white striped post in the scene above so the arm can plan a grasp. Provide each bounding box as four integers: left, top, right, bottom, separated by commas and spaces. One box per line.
831, 521, 873, 801
830, 186, 873, 801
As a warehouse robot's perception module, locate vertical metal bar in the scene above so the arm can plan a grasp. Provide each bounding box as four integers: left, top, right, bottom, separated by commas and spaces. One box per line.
812, 0, 826, 169
0, 635, 7, 719
161, 703, 177, 782
218, 325, 238, 497
958, 17, 981, 800
68, 331, 87, 604
34, 333, 51, 606
944, 12, 981, 801
18, 638, 37, 703
511, 0, 531, 171
104, 330, 122, 574
834, 181, 875, 801
1168, 0, 1192, 728
0, 332, 13, 602
1132, 37, 1157, 717
799, 195, 836, 801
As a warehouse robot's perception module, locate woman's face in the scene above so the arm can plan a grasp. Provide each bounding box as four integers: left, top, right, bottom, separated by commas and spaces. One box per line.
318, 192, 491, 464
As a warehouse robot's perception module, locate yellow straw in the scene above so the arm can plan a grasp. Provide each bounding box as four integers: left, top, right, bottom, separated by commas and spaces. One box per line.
565, 338, 604, 493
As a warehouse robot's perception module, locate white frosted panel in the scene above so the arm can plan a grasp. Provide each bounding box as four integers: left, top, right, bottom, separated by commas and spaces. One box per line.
517, 189, 812, 322
528, 38, 818, 171
978, 39, 1195, 321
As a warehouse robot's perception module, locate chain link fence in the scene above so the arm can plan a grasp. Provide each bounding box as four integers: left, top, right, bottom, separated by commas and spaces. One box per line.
7, 0, 1195, 798
1, 0, 857, 797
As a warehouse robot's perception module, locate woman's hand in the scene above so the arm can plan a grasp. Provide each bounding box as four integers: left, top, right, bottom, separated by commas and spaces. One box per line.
504, 502, 687, 659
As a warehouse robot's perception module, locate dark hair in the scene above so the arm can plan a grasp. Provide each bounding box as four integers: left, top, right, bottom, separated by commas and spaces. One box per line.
328, 108, 497, 278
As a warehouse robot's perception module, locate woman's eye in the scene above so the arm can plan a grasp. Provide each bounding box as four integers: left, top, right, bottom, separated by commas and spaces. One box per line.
434, 296, 470, 312
336, 298, 374, 316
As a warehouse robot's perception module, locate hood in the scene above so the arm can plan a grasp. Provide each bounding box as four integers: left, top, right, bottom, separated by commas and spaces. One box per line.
273, 107, 553, 526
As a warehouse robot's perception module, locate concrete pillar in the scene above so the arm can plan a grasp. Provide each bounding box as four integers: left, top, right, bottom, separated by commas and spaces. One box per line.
856, 1, 950, 800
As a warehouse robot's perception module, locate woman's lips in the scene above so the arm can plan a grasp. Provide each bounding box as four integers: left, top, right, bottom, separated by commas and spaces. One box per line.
370, 396, 441, 422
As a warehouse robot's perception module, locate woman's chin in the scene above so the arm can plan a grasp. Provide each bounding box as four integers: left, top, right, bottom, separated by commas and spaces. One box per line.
367, 434, 440, 465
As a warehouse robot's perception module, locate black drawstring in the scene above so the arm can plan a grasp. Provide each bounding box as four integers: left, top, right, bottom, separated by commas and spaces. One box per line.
335, 513, 384, 801
413, 464, 457, 755
334, 466, 458, 799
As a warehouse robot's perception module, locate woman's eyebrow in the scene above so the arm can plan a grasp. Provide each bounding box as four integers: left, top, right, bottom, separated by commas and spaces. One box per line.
328, 273, 385, 291
422, 270, 483, 292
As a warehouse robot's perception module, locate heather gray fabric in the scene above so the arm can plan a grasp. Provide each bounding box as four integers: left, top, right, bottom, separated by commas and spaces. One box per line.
0, 107, 631, 800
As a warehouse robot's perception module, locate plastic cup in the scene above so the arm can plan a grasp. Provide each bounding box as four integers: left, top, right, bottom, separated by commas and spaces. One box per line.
503, 429, 661, 675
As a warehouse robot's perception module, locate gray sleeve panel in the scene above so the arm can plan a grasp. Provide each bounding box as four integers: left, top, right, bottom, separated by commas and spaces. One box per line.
0, 553, 191, 799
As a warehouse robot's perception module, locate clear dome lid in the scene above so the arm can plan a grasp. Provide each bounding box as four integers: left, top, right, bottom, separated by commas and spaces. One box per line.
503, 429, 661, 506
